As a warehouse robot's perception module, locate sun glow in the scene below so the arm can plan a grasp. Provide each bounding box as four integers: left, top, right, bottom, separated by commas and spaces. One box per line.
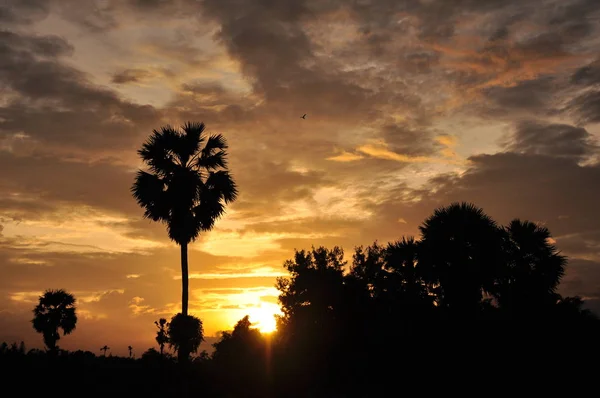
248, 302, 281, 334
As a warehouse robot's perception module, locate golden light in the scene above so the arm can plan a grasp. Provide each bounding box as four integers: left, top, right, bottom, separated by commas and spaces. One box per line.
248, 302, 281, 334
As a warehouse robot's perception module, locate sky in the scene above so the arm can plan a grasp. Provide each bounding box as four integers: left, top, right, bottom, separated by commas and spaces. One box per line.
1, 0, 600, 357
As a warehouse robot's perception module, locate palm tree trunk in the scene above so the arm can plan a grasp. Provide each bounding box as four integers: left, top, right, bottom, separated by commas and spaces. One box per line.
181, 242, 189, 316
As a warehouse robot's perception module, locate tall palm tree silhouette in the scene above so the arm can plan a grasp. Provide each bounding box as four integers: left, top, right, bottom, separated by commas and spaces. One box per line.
100, 345, 110, 357
131, 122, 238, 317
128, 345, 133, 358
31, 289, 77, 353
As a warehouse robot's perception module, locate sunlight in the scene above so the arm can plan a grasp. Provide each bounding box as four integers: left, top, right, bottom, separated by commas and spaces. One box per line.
248, 302, 281, 334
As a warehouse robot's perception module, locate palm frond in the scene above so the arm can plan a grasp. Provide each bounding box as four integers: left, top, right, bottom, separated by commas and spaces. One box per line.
193, 196, 225, 232
138, 126, 180, 175
179, 122, 205, 165
205, 170, 238, 203
197, 134, 229, 171
131, 170, 169, 222
203, 134, 228, 156
31, 289, 77, 350
197, 150, 227, 170
132, 122, 238, 245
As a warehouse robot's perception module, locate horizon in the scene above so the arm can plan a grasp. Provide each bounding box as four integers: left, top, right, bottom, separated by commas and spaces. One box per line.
2, 0, 600, 357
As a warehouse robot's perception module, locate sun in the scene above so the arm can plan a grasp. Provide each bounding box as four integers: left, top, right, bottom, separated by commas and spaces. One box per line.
248, 303, 281, 334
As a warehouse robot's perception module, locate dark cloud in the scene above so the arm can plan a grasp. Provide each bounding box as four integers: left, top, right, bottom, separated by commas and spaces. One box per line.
399, 50, 441, 75
355, 121, 600, 313
505, 121, 597, 159
480, 77, 560, 117
111, 68, 154, 84
3, 0, 600, 349
199, 0, 392, 123
0, 153, 139, 219
0, 29, 162, 154
561, 259, 600, 302
231, 159, 334, 217
54, 2, 118, 33
568, 90, 600, 125
571, 59, 600, 85
0, 0, 49, 25
379, 123, 437, 156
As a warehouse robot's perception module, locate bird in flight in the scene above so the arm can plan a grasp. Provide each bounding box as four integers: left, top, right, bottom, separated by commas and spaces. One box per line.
301, 114, 307, 119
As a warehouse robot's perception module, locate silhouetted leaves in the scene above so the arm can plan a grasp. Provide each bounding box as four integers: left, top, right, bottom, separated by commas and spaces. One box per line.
154, 317, 170, 356
132, 122, 237, 362
167, 313, 204, 363
31, 289, 77, 352
8, 202, 600, 397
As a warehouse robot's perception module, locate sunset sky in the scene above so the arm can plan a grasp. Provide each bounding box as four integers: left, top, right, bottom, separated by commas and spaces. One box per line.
1, 0, 600, 356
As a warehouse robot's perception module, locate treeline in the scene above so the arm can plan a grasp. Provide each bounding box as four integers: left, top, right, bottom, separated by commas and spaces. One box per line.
2, 202, 599, 397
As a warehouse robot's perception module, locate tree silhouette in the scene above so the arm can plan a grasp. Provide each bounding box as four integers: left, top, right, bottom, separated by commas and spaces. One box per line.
277, 247, 347, 338
384, 237, 433, 317
155, 318, 170, 356
167, 313, 204, 363
417, 202, 506, 317
100, 345, 110, 357
276, 247, 348, 392
131, 122, 238, 322
128, 345, 133, 358
212, 316, 268, 395
31, 289, 77, 353
496, 219, 567, 317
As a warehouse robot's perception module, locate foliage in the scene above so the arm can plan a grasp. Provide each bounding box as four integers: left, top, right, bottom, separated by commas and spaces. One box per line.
495, 219, 567, 316
154, 318, 170, 355
31, 289, 77, 352
100, 345, 110, 357
418, 202, 506, 315
7, 201, 600, 397
167, 313, 204, 362
132, 122, 237, 362
131, 122, 238, 246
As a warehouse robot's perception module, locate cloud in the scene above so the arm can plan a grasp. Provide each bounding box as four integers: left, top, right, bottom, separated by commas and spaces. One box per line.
357, 143, 433, 163
326, 150, 365, 162
505, 121, 597, 160
185, 268, 286, 280
568, 90, 600, 124
3, 0, 600, 352
0, 0, 50, 26
111, 68, 158, 84
0, 29, 162, 157
571, 59, 600, 85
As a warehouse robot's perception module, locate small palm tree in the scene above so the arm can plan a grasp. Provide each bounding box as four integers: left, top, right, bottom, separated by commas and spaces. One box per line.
32, 289, 77, 353
168, 313, 204, 363
155, 318, 169, 356
131, 122, 238, 318
128, 345, 133, 358
100, 345, 110, 357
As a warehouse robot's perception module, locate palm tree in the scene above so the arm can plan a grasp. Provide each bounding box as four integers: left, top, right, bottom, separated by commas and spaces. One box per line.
155, 318, 169, 356
418, 202, 505, 317
496, 219, 567, 317
31, 289, 77, 353
167, 313, 204, 363
131, 122, 238, 317
128, 345, 133, 358
100, 345, 110, 357
385, 237, 433, 314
